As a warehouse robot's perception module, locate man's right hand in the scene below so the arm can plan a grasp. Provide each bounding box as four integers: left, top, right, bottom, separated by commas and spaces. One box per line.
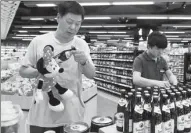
157, 81, 171, 88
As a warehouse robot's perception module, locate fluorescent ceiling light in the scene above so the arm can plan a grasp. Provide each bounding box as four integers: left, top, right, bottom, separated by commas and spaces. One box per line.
181, 41, 188, 42
169, 17, 191, 20
39, 31, 54, 33
16, 34, 37, 36
18, 30, 28, 33
167, 38, 182, 40
36, 4, 56, 7
22, 38, 33, 41
173, 25, 191, 28
81, 25, 102, 28
137, 16, 168, 19
103, 25, 126, 27
166, 35, 179, 37
108, 31, 126, 34
80, 2, 111, 6
22, 26, 41, 28
85, 17, 111, 20
89, 31, 107, 33
164, 31, 185, 33
113, 35, 129, 37
41, 26, 57, 28
91, 39, 97, 41
124, 38, 134, 39
30, 18, 44, 20
107, 40, 119, 41
112, 1, 154, 5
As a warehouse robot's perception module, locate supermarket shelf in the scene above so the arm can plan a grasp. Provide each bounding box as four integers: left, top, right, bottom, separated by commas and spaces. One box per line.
92, 58, 133, 62
97, 86, 120, 96
91, 51, 134, 54
94, 77, 132, 89
95, 65, 132, 71
96, 71, 132, 80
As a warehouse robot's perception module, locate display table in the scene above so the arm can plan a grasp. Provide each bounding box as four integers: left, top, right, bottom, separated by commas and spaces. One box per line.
99, 124, 122, 133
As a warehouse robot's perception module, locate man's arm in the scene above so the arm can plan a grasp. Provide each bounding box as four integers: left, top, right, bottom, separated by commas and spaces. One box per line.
165, 70, 178, 85
19, 65, 39, 79
81, 60, 96, 79
133, 71, 171, 88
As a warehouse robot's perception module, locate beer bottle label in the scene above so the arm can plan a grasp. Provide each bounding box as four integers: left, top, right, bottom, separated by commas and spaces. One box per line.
171, 119, 175, 133
182, 100, 189, 107
176, 101, 183, 108
118, 99, 127, 106
162, 120, 172, 133
155, 123, 163, 133
169, 102, 175, 109
184, 113, 191, 129
144, 120, 151, 133
129, 119, 132, 132
144, 104, 152, 112
154, 106, 161, 114
134, 105, 144, 114
116, 118, 123, 128
177, 115, 185, 131
162, 105, 170, 113
133, 121, 144, 133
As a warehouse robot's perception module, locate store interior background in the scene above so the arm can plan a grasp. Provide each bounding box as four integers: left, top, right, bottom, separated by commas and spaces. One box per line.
1, 0, 191, 133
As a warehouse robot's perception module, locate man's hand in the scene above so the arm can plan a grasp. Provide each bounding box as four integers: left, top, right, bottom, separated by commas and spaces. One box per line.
157, 81, 171, 88
71, 49, 88, 65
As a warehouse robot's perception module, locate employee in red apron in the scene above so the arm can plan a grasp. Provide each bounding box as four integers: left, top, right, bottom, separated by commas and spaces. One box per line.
19, 1, 95, 133
133, 31, 177, 88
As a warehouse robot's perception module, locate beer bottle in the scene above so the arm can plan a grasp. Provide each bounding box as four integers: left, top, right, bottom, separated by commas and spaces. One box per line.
133, 95, 144, 133
169, 93, 177, 133
143, 93, 152, 133
146, 86, 152, 95
151, 95, 162, 133
162, 94, 172, 133
182, 90, 191, 133
117, 89, 127, 113
175, 92, 184, 133
124, 92, 133, 133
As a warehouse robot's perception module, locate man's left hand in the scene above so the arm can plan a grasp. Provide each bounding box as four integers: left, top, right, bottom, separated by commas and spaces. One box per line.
71, 50, 88, 65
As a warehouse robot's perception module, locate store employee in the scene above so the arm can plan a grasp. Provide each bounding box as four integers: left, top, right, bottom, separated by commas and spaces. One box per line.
133, 31, 178, 88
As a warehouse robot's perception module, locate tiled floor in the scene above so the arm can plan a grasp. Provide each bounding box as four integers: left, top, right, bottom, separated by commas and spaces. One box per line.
17, 90, 119, 133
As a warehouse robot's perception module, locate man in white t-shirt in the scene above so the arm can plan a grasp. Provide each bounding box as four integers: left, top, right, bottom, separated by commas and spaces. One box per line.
19, 1, 95, 133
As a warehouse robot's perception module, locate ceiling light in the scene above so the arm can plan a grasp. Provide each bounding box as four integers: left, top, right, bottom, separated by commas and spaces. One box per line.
113, 35, 129, 37
36, 4, 56, 7
107, 39, 119, 41
80, 2, 111, 6
18, 30, 28, 33
41, 26, 57, 28
173, 25, 191, 28
181, 41, 188, 42
22, 26, 41, 28
166, 35, 179, 37
169, 17, 191, 20
81, 25, 102, 28
39, 31, 54, 33
89, 31, 107, 33
91, 39, 97, 41
124, 38, 134, 39
103, 25, 126, 28
164, 31, 185, 33
22, 38, 33, 41
16, 34, 37, 36
112, 1, 154, 5
85, 17, 111, 20
167, 38, 182, 40
137, 16, 168, 19
30, 18, 44, 20
107, 31, 126, 34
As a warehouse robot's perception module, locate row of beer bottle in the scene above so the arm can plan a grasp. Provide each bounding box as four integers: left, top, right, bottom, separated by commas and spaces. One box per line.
116, 84, 191, 133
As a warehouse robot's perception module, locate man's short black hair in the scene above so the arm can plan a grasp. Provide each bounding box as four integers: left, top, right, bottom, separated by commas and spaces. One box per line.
147, 31, 168, 49
57, 1, 85, 20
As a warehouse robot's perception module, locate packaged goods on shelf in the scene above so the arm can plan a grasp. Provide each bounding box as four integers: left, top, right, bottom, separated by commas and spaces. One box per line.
91, 48, 137, 96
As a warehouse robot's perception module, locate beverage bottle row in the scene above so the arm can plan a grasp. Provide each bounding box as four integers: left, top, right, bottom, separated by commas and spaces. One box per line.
115, 83, 191, 133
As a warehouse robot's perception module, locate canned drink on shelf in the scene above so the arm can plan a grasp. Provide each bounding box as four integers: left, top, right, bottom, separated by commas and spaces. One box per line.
64, 122, 89, 133
90, 116, 113, 132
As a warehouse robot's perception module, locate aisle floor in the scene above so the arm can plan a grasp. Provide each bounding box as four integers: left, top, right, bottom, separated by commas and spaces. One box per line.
18, 90, 119, 133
